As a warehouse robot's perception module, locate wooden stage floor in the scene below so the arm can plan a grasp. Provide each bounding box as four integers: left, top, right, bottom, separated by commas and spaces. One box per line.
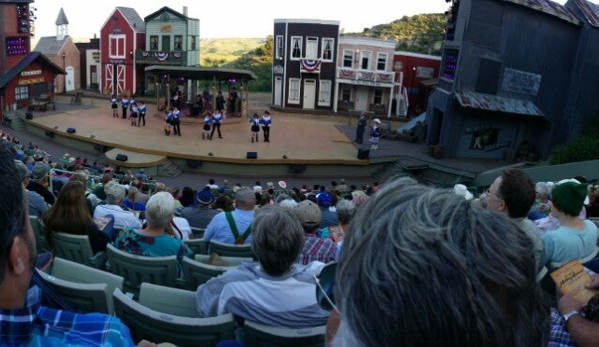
27, 104, 367, 166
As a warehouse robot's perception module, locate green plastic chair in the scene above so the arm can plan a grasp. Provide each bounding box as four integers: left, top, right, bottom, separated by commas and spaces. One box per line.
49, 257, 124, 314
113, 288, 236, 346
208, 240, 256, 259
138, 282, 199, 318
106, 243, 178, 298
243, 320, 326, 347
183, 238, 207, 255
37, 269, 110, 314
53, 232, 107, 270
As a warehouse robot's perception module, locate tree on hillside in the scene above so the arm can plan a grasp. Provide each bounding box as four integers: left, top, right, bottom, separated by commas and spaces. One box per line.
350, 13, 446, 56
226, 36, 273, 92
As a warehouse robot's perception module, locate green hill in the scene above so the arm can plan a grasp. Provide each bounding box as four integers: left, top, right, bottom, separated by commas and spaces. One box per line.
199, 38, 266, 67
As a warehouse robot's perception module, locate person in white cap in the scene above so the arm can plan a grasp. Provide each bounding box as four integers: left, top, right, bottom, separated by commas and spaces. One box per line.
369, 118, 382, 150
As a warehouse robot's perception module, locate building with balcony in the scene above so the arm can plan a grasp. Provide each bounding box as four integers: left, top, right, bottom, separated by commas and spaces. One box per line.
100, 7, 145, 96
427, 0, 599, 161
335, 36, 396, 117
139, 6, 199, 98
272, 19, 339, 113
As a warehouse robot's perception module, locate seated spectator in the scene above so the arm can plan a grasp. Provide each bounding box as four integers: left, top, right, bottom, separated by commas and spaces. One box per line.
15, 161, 47, 217
585, 184, 599, 218
135, 169, 148, 180
94, 183, 142, 230
196, 205, 329, 328
204, 187, 255, 244
181, 187, 219, 229
293, 200, 335, 264
123, 186, 146, 212
91, 173, 112, 201
551, 274, 599, 345
213, 195, 234, 212
113, 192, 192, 266
179, 186, 196, 207
0, 147, 143, 346
41, 181, 110, 255
320, 199, 356, 243
539, 181, 598, 268
317, 192, 337, 229
26, 161, 55, 206
329, 177, 549, 346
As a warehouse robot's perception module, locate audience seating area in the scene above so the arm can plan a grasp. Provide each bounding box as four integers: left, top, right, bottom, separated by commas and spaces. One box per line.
53, 232, 107, 270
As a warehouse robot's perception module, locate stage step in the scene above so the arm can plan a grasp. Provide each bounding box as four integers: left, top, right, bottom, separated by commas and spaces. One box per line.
159, 159, 182, 177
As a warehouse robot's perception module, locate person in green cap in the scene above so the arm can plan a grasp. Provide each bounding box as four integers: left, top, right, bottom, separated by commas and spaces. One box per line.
539, 180, 599, 268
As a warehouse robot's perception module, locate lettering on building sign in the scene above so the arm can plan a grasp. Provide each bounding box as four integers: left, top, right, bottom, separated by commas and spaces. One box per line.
161, 25, 172, 33
484, 141, 510, 152
501, 68, 541, 96
108, 59, 125, 65
20, 70, 42, 76
19, 77, 45, 85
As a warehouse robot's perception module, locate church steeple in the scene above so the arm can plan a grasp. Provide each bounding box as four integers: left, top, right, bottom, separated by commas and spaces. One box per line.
55, 8, 69, 40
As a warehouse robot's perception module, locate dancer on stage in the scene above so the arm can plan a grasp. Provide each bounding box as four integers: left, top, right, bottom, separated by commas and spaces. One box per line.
164, 108, 173, 136
202, 112, 213, 140
110, 94, 119, 118
260, 110, 272, 142
129, 102, 138, 126
210, 109, 223, 140
121, 95, 129, 119
370, 118, 382, 150
250, 113, 260, 143
138, 101, 146, 126
172, 106, 181, 136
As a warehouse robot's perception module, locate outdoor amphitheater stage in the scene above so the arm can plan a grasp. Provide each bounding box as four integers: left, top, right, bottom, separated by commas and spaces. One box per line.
23, 101, 383, 177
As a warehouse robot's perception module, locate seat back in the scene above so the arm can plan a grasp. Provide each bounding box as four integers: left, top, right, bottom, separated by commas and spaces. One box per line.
208, 240, 256, 259
113, 288, 236, 346
29, 216, 49, 254
180, 257, 237, 290
106, 243, 178, 297
53, 232, 107, 270
191, 227, 206, 239
50, 257, 124, 314
194, 254, 253, 266
243, 320, 326, 347
37, 269, 110, 314
138, 282, 199, 318
184, 238, 207, 255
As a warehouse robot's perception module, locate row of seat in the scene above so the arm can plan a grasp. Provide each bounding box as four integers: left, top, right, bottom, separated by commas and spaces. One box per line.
38, 257, 326, 347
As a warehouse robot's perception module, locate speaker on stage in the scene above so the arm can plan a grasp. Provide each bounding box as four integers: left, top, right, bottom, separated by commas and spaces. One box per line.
116, 154, 128, 162
94, 144, 108, 153
66, 127, 76, 134
357, 148, 370, 159
246, 152, 257, 159
44, 131, 54, 138
25, 112, 33, 119
290, 164, 306, 173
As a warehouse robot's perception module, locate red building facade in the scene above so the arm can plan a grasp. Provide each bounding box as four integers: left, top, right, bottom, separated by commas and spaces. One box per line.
100, 7, 145, 96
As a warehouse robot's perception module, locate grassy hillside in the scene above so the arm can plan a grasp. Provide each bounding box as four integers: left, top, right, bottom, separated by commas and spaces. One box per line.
199, 38, 266, 67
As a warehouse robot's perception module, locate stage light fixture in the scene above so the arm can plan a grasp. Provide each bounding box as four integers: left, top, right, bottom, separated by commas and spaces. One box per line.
282, 154, 288, 159
54, 125, 59, 129
208, 152, 214, 156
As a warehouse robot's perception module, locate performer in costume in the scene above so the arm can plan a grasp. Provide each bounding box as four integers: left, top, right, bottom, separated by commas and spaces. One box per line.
121, 95, 129, 119
164, 108, 173, 136
369, 118, 382, 150
260, 110, 272, 142
172, 106, 181, 136
250, 113, 260, 143
129, 103, 138, 126
110, 94, 119, 118
210, 109, 223, 140
202, 112, 213, 140
138, 101, 147, 126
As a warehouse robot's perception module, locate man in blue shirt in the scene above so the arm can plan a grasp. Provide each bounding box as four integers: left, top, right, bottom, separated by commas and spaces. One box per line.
204, 186, 255, 244
0, 147, 148, 346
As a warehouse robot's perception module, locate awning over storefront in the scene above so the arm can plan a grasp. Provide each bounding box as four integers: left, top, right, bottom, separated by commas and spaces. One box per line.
144, 66, 257, 83
455, 90, 544, 117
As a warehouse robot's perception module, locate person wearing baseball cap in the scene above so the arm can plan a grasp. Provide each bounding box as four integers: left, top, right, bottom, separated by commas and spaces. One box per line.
26, 161, 55, 206
293, 200, 336, 265
203, 186, 256, 244
15, 161, 47, 217
539, 180, 599, 268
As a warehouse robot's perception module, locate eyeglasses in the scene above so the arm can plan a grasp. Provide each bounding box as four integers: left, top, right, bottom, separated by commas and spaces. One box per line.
314, 262, 340, 314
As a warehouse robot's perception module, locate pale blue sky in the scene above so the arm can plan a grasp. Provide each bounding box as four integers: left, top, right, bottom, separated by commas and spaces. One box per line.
33, 0, 456, 39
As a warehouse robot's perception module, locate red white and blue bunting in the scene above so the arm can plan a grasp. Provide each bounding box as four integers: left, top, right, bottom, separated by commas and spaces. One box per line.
300, 59, 321, 72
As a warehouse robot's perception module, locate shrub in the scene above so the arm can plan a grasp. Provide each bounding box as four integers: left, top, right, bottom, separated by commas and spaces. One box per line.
550, 135, 599, 164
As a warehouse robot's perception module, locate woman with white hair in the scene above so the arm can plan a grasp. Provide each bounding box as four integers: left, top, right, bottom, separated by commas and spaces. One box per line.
113, 192, 192, 266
